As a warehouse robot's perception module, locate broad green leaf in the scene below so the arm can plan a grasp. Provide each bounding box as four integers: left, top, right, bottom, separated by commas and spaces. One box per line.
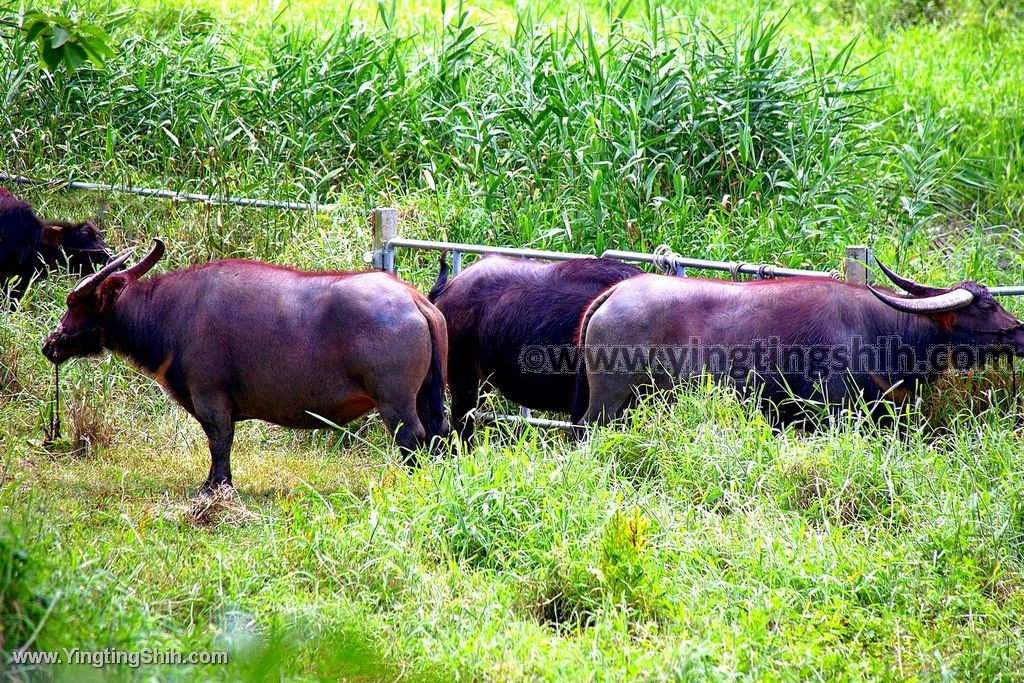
76, 22, 112, 43
41, 42, 61, 71
23, 19, 48, 44
62, 41, 86, 70
79, 38, 113, 67
50, 26, 71, 49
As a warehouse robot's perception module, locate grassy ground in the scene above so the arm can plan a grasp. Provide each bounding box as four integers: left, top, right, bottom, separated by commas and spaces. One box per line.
3, 0, 1024, 680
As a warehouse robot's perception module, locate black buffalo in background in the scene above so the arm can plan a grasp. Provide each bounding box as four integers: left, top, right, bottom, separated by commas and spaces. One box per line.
1, 186, 111, 302
429, 254, 642, 440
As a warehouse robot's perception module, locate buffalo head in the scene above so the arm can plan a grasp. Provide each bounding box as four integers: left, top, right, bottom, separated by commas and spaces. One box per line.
868, 260, 1024, 356
43, 239, 165, 364
41, 219, 112, 273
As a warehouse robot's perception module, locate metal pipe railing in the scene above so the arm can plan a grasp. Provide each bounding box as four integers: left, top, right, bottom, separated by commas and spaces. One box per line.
381, 237, 592, 273
478, 412, 575, 432
599, 249, 835, 279
386, 237, 1023, 298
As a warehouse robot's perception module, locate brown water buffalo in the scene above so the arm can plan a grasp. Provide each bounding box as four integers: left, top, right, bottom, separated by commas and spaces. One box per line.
428, 253, 642, 439
1, 186, 110, 301
573, 262, 1024, 427
43, 240, 449, 490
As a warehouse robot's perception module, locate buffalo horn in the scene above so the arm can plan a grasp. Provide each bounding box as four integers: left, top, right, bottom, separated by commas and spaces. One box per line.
868, 285, 975, 314
122, 238, 165, 280
71, 249, 134, 295
874, 259, 943, 296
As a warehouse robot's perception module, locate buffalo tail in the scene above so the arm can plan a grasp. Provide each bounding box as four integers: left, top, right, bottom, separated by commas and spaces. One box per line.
427, 251, 450, 303
570, 283, 621, 428
414, 297, 449, 441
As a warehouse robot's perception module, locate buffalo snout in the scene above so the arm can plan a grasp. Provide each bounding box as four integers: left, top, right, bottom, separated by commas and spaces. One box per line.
60, 221, 113, 273
41, 325, 79, 365
42, 333, 62, 364
1009, 328, 1024, 357
67, 246, 112, 274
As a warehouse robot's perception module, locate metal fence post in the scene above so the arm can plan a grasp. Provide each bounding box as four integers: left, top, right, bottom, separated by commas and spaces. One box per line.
845, 245, 873, 284
371, 207, 399, 271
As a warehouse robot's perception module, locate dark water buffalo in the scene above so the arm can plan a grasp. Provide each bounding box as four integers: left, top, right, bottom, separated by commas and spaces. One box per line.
429, 254, 642, 439
573, 262, 1024, 426
1, 186, 110, 301
43, 240, 449, 490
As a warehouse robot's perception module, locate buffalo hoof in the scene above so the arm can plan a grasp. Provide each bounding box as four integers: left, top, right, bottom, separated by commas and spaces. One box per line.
199, 479, 234, 497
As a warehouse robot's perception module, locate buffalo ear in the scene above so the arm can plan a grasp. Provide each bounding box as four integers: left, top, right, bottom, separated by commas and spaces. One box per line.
97, 274, 128, 314
41, 223, 64, 247
927, 311, 956, 334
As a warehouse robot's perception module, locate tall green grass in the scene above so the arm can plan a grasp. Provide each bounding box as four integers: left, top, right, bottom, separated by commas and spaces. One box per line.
0, 490, 53, 658
5, 377, 1024, 679
3, 0, 993, 267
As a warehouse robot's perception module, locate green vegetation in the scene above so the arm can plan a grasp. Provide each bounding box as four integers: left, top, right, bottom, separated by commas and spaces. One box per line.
2, 0, 1024, 679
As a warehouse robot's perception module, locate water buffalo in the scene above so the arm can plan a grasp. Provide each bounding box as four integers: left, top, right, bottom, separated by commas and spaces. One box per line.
429, 254, 642, 439
1, 186, 111, 301
573, 262, 1024, 427
43, 240, 449, 490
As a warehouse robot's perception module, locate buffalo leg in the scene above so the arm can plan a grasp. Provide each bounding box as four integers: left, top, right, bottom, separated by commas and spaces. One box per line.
416, 383, 451, 448
448, 356, 480, 441
580, 372, 635, 426
377, 396, 428, 466
194, 398, 235, 491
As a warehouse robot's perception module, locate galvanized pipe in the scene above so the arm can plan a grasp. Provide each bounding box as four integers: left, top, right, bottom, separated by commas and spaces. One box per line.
478, 412, 575, 432
599, 249, 833, 279
382, 237, 592, 273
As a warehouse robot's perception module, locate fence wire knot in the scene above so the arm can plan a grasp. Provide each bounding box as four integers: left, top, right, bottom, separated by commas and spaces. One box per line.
729, 262, 751, 281
652, 244, 683, 276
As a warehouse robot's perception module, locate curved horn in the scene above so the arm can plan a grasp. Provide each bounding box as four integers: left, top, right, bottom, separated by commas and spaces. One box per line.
72, 248, 134, 296
122, 238, 165, 280
874, 259, 943, 296
868, 285, 975, 314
